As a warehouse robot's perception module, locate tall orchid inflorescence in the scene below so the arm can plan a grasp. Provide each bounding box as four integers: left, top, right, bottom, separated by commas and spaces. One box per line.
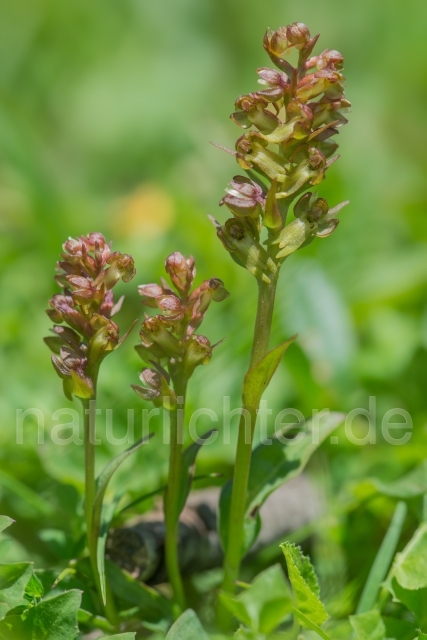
134, 252, 229, 612
134, 252, 229, 406
213, 21, 350, 274
45, 232, 136, 399
214, 22, 351, 624
44, 232, 137, 624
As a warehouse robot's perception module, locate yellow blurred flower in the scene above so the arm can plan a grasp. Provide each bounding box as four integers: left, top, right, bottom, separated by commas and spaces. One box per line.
111, 183, 175, 239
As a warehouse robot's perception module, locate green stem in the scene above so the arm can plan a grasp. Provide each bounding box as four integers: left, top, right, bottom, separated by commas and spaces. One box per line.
164, 377, 188, 615
83, 398, 96, 553
82, 395, 118, 627
218, 274, 278, 627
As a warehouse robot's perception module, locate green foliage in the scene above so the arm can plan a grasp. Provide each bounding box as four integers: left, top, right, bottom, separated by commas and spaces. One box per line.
0, 517, 14, 535
394, 523, 427, 590
165, 609, 209, 640
219, 565, 292, 634
177, 431, 215, 516
92, 435, 152, 603
349, 611, 386, 640
105, 561, 173, 625
0, 562, 33, 619
242, 337, 297, 411
219, 412, 343, 553
99, 635, 136, 640
0, 590, 82, 640
281, 542, 328, 627
356, 501, 407, 613
391, 578, 427, 628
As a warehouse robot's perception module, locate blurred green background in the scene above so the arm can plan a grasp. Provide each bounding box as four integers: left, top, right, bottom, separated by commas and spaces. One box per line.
1, 0, 427, 619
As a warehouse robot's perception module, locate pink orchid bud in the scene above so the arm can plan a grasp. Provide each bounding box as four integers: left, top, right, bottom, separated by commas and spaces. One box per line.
220, 176, 265, 218
165, 252, 196, 296
286, 22, 311, 49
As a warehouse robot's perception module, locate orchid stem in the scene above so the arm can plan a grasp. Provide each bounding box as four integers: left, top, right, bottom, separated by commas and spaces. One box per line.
164, 377, 188, 615
217, 273, 278, 629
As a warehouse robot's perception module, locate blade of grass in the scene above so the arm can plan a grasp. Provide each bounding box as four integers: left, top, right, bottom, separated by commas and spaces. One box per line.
356, 500, 407, 614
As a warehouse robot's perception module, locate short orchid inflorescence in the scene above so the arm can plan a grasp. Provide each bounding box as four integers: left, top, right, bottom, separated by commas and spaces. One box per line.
45, 232, 136, 400
133, 252, 229, 407
212, 22, 350, 280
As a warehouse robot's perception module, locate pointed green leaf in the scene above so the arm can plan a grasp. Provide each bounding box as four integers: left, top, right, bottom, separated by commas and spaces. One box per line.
394, 523, 427, 590
0, 563, 33, 619
219, 565, 292, 634
25, 572, 44, 600
243, 336, 296, 410
281, 542, 328, 626
0, 589, 82, 640
356, 501, 407, 613
0, 517, 14, 535
349, 611, 386, 640
92, 434, 153, 603
284, 542, 320, 597
165, 609, 209, 640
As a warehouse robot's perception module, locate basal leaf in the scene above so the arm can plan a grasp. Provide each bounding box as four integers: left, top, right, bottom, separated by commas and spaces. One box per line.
165, 609, 209, 640
242, 336, 296, 410
0, 589, 82, 640
281, 542, 328, 627
394, 523, 427, 590
349, 611, 386, 640
219, 565, 292, 634
0, 517, 14, 535
92, 434, 153, 603
0, 562, 33, 620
